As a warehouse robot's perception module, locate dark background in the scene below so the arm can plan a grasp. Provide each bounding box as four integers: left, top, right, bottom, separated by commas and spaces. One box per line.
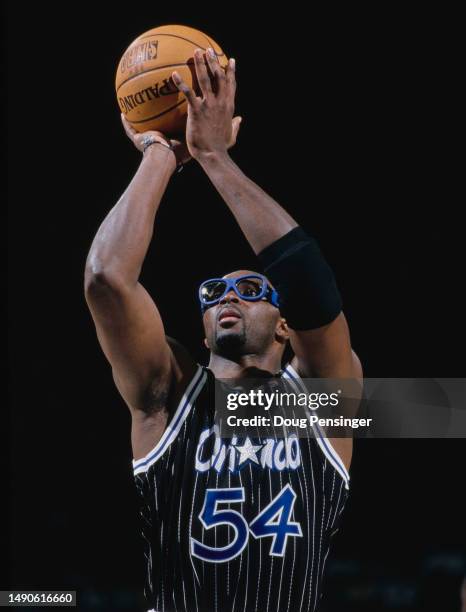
6, 3, 465, 611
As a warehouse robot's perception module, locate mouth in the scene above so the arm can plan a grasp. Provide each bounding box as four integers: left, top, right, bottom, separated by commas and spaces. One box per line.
218, 307, 242, 327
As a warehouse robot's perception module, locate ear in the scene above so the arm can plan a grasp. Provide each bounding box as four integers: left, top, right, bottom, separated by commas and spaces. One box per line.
203, 337, 210, 349
275, 317, 290, 344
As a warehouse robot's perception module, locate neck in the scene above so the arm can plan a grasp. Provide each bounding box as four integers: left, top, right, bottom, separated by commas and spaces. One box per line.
208, 350, 282, 379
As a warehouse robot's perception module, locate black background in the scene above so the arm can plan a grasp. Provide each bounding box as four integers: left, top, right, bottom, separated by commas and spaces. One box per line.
6, 3, 465, 611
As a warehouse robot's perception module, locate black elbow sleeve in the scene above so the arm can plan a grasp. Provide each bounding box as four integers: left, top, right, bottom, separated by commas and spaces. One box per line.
257, 226, 342, 330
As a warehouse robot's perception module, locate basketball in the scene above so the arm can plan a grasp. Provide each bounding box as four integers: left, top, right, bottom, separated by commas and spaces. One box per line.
115, 25, 229, 136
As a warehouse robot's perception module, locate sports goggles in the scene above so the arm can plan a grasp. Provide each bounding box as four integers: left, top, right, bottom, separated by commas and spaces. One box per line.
198, 274, 280, 314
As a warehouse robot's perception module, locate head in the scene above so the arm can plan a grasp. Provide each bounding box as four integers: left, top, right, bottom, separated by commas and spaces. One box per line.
199, 270, 289, 361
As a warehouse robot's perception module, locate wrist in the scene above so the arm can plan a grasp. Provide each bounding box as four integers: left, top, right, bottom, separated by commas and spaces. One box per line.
142, 140, 177, 173
195, 149, 231, 168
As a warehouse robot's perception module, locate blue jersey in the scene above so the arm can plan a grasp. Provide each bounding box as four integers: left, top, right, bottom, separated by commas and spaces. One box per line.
133, 364, 350, 612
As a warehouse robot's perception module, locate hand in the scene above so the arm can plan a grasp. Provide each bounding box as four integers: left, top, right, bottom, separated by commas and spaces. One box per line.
120, 114, 192, 167
171, 49, 242, 160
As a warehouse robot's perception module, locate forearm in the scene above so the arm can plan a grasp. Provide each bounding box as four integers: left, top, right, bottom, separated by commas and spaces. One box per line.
86, 145, 176, 284
172, 49, 343, 336
198, 153, 341, 330
198, 152, 297, 253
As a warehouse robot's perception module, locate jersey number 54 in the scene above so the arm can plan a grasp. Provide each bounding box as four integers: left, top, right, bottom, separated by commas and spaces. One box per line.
190, 484, 302, 563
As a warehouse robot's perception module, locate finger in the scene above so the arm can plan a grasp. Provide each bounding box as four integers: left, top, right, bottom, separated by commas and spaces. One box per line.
151, 131, 170, 144
121, 113, 137, 139
205, 47, 226, 93
229, 116, 242, 147
193, 48, 212, 97
232, 116, 242, 135
172, 71, 198, 107
225, 57, 237, 99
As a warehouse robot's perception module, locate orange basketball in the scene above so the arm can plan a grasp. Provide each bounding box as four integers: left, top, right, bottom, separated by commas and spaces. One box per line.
115, 25, 229, 137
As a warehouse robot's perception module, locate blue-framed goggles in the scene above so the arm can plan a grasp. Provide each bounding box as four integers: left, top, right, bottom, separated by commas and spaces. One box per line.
198, 274, 280, 314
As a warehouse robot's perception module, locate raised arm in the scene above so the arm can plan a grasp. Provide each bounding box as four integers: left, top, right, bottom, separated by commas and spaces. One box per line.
84, 120, 194, 418
172, 50, 362, 381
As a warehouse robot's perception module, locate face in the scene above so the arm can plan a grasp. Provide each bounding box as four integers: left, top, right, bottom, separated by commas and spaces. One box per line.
202, 270, 288, 359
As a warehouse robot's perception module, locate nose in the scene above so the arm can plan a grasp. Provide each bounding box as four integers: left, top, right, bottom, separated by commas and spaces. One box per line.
219, 289, 240, 305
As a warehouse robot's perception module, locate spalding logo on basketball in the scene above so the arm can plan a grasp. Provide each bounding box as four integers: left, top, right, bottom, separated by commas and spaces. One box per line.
115, 25, 229, 136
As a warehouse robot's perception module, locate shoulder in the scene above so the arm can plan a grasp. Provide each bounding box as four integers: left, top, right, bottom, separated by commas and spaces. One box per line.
166, 336, 197, 371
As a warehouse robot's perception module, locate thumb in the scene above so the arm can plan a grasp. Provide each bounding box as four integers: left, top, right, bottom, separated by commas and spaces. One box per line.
232, 116, 242, 139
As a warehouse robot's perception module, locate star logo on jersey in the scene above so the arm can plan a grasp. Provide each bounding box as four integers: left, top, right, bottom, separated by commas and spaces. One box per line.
195, 426, 302, 473
233, 437, 263, 465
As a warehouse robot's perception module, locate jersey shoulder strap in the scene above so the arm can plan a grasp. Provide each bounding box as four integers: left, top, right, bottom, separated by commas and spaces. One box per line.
281, 362, 350, 489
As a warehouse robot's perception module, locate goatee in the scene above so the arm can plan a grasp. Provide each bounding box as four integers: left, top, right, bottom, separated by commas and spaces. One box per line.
214, 329, 247, 359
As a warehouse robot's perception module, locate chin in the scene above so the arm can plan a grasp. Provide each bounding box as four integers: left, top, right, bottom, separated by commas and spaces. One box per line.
214, 329, 247, 357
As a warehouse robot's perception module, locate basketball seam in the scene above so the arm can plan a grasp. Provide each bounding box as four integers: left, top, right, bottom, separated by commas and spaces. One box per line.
127, 99, 187, 124
201, 33, 215, 50
127, 32, 225, 53
116, 62, 198, 93
116, 53, 226, 93
116, 33, 225, 91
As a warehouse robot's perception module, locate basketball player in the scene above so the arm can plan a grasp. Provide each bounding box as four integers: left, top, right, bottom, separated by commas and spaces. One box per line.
85, 48, 362, 612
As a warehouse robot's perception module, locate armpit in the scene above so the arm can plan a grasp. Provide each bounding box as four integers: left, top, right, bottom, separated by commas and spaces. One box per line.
140, 375, 172, 416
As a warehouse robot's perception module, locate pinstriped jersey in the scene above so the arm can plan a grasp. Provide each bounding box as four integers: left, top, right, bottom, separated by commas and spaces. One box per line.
133, 364, 350, 612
